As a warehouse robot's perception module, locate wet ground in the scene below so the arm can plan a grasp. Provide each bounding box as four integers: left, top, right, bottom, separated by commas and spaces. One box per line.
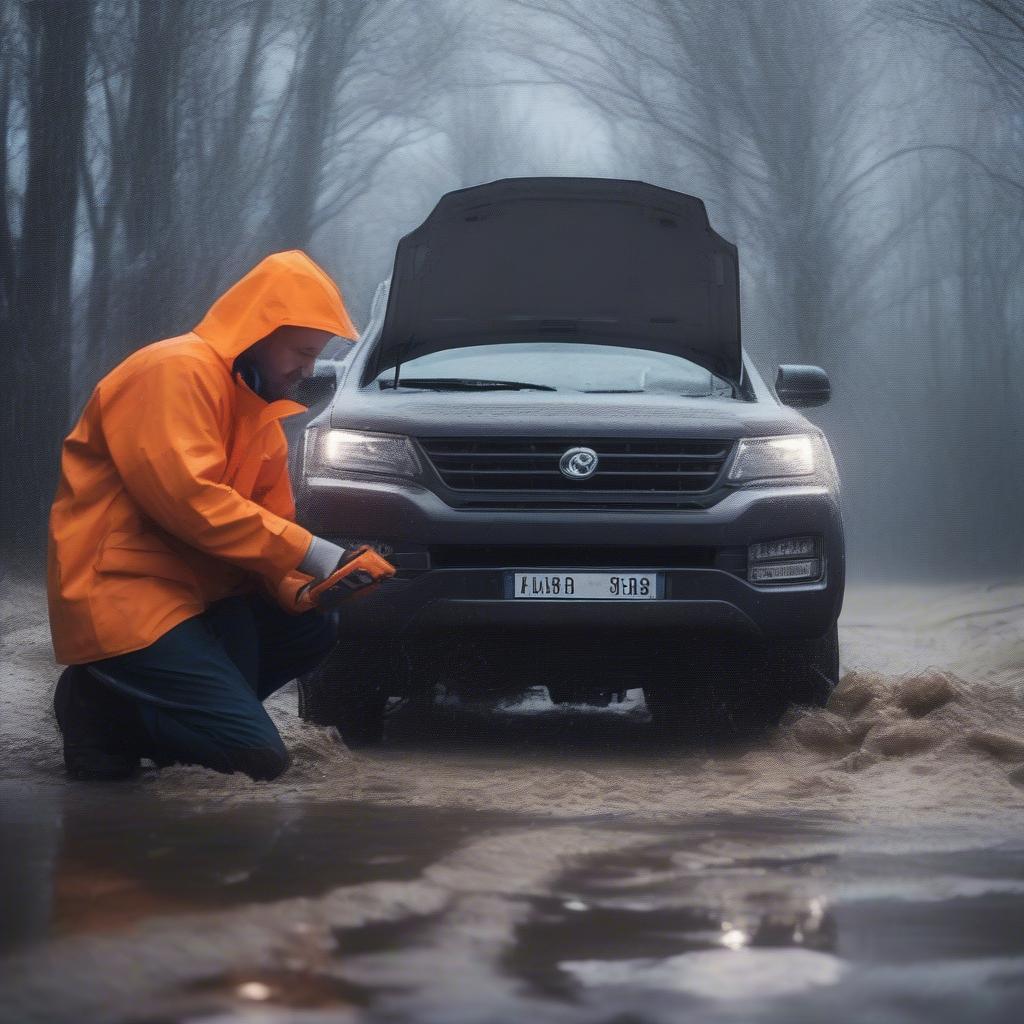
1, 578, 1023, 1022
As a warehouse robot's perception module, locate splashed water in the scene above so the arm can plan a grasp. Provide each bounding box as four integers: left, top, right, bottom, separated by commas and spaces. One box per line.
2, 578, 1023, 823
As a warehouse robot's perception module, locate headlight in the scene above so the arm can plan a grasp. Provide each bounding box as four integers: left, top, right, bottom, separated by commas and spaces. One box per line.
302, 426, 421, 479
726, 434, 817, 484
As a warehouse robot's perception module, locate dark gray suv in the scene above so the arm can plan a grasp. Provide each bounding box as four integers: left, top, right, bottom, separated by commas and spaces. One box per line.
293, 177, 844, 745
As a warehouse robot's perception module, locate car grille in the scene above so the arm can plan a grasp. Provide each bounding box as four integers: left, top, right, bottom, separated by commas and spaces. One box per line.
416, 436, 734, 509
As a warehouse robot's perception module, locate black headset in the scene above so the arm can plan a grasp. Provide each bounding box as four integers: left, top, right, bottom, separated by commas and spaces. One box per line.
233, 355, 268, 400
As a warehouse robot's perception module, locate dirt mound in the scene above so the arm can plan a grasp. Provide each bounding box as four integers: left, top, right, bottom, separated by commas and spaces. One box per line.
894, 670, 960, 716
965, 730, 1024, 763
771, 666, 1024, 812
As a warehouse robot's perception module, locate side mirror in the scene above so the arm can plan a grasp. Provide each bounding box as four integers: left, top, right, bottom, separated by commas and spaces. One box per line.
292, 365, 337, 407
775, 364, 830, 407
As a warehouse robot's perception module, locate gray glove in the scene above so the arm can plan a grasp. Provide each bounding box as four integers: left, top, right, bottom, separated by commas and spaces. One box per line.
298, 535, 347, 584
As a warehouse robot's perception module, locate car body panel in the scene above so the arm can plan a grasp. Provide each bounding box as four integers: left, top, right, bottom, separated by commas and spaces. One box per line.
296, 468, 844, 642
366, 177, 743, 386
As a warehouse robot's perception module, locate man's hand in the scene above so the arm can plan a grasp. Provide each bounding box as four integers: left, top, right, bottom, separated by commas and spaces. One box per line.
303, 545, 397, 607
286, 544, 396, 613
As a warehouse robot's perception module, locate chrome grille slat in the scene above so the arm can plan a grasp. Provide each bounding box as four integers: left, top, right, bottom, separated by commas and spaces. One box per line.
428, 449, 729, 460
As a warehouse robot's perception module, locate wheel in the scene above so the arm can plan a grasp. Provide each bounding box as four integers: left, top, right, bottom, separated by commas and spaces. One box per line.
297, 637, 407, 748
766, 623, 839, 709
643, 624, 839, 743
644, 640, 756, 742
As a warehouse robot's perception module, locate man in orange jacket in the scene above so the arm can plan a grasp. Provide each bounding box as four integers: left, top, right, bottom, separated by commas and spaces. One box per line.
48, 250, 364, 781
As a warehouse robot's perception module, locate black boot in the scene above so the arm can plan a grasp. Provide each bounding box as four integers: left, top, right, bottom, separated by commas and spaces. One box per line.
53, 666, 141, 780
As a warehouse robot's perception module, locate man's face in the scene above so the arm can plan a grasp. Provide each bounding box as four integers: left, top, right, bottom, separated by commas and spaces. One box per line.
244, 326, 335, 401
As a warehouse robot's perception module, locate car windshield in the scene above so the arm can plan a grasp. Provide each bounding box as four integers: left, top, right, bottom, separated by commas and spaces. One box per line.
372, 343, 735, 396
318, 337, 356, 362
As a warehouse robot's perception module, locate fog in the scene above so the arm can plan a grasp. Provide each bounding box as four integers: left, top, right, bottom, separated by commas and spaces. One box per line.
2, 5, 1024, 1019
0, 0, 1021, 578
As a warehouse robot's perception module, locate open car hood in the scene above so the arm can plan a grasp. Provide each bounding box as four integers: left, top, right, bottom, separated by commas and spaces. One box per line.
367, 177, 742, 387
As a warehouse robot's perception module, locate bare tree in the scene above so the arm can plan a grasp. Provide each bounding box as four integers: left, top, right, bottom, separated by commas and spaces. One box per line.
77, 0, 457, 387
0, 0, 92, 560
80, 1, 286, 376
312, 0, 468, 230
899, 1, 1024, 115
0, 2, 23, 328
500, 0, 907, 370
0, 0, 472, 570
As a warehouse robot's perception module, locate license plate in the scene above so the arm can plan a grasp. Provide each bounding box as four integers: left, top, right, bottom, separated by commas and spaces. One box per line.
509, 572, 661, 600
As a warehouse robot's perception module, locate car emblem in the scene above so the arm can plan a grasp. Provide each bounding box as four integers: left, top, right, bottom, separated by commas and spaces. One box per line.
559, 446, 599, 480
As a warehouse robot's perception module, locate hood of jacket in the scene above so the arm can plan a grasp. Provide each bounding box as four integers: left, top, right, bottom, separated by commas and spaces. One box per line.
193, 250, 358, 367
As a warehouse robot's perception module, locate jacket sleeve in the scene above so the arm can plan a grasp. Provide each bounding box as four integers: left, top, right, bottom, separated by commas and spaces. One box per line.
256, 431, 298, 523
100, 354, 314, 580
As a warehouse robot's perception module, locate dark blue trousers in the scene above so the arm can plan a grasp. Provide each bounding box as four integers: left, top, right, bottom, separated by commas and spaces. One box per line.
83, 592, 338, 780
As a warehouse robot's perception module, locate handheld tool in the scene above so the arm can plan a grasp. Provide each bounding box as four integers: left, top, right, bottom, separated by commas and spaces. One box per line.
302, 544, 397, 609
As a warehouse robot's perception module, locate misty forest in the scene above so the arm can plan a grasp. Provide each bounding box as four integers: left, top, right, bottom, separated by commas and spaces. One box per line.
0, 0, 1021, 577
5, 5, 1024, 1019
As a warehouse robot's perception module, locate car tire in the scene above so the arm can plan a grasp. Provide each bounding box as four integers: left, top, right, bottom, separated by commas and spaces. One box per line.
644, 624, 839, 742
296, 637, 406, 749
643, 640, 755, 742
767, 622, 839, 710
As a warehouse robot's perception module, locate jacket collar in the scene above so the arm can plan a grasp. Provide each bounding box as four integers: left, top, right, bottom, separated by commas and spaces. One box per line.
232, 364, 308, 426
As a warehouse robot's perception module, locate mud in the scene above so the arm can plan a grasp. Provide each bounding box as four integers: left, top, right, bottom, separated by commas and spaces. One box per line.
1, 577, 1023, 1021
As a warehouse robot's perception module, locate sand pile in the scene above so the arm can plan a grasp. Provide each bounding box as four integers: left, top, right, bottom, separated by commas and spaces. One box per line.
772, 666, 1024, 803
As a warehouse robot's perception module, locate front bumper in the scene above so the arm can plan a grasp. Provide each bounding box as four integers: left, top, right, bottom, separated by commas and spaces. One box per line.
298, 475, 845, 642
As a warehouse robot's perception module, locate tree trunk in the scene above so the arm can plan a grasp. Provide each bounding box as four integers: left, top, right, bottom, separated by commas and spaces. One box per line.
0, 2, 92, 570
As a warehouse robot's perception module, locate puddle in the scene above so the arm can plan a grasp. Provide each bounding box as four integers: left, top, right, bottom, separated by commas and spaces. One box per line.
494, 817, 1024, 1018
0, 781, 517, 949
504, 819, 840, 1001
3, 802, 1024, 1023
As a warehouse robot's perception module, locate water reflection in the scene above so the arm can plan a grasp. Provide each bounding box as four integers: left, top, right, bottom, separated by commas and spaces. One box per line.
563, 947, 848, 1000
2, 782, 1024, 1023
0, 782, 62, 952
0, 781, 516, 948
503, 824, 839, 1003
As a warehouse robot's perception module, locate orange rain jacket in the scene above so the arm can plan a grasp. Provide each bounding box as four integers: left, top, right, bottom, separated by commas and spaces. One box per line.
46, 250, 358, 665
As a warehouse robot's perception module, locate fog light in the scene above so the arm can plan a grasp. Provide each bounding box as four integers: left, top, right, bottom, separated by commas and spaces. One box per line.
749, 559, 820, 583
750, 536, 816, 561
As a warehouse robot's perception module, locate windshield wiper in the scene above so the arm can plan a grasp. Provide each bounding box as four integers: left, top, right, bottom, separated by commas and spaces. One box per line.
379, 377, 557, 392
583, 388, 720, 396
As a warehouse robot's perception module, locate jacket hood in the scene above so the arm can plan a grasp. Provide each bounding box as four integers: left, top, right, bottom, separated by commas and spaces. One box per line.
193, 250, 358, 364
